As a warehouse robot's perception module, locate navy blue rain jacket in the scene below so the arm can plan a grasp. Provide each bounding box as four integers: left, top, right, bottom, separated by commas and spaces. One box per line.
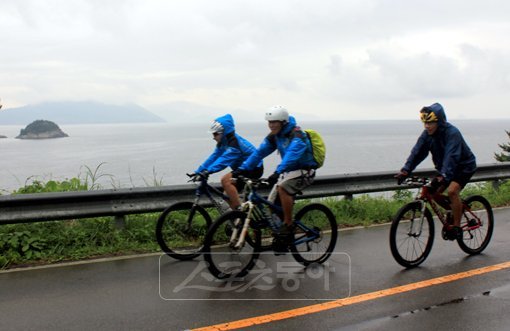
402, 103, 477, 182
196, 114, 262, 174
240, 116, 317, 174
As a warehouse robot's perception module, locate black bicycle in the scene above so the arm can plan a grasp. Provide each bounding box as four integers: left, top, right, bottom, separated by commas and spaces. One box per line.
202, 177, 338, 279
155, 173, 231, 260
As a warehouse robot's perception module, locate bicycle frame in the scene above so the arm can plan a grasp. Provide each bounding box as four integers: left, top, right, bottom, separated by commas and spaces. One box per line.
232, 177, 320, 249
419, 186, 449, 226
407, 177, 484, 233
190, 174, 230, 211
230, 178, 281, 248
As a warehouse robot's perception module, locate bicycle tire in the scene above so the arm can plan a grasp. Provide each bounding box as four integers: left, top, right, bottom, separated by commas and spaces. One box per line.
290, 203, 338, 266
203, 210, 261, 280
389, 201, 435, 268
155, 201, 212, 260
457, 195, 494, 254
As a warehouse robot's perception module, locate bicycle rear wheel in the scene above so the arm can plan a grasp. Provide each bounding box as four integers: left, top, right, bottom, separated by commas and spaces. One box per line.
290, 203, 338, 266
155, 202, 212, 260
389, 201, 434, 268
203, 211, 261, 280
457, 195, 494, 254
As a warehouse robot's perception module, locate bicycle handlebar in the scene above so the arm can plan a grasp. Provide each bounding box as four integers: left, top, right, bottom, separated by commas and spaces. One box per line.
186, 172, 208, 183
400, 176, 431, 186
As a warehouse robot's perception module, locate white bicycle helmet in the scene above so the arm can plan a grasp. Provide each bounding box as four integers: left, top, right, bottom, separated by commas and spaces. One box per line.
264, 105, 289, 122
208, 120, 224, 134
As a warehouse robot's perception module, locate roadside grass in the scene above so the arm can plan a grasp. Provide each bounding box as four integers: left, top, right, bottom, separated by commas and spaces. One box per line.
1, 177, 509, 270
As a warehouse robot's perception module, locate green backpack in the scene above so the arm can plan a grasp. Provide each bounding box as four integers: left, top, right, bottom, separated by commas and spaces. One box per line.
304, 129, 326, 168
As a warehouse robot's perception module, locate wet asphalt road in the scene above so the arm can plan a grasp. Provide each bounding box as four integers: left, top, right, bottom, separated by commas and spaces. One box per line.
1, 208, 509, 331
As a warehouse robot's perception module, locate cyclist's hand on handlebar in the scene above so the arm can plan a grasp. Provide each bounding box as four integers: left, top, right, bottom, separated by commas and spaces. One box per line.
198, 170, 209, 180
430, 175, 445, 191
267, 172, 280, 187
187, 172, 199, 181
394, 170, 409, 185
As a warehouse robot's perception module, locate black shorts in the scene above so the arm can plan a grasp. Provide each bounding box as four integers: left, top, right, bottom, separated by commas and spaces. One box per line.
234, 166, 264, 191
451, 171, 475, 188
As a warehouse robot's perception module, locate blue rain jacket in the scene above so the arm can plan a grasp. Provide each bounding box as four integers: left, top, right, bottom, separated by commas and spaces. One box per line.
240, 116, 317, 174
196, 114, 262, 174
402, 103, 477, 181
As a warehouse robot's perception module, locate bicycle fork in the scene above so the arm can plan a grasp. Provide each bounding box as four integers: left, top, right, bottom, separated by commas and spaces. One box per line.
230, 203, 254, 249
408, 201, 427, 237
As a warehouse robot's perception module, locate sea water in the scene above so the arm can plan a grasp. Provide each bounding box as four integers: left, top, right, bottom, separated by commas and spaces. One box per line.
1, 119, 509, 193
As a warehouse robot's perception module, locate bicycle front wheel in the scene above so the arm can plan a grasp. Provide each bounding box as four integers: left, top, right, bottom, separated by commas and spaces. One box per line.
203, 211, 261, 280
290, 203, 338, 266
457, 195, 494, 254
389, 201, 434, 268
155, 202, 212, 260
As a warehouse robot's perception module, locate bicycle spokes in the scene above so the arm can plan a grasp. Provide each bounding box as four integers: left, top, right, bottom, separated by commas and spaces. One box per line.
390, 202, 434, 268
457, 195, 494, 255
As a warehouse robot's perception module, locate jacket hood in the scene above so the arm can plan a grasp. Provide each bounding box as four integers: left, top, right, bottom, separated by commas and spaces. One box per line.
281, 116, 297, 135
423, 103, 447, 127
214, 114, 235, 135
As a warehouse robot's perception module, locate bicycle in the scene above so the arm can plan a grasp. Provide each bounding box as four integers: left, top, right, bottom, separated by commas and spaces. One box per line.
389, 176, 494, 268
202, 176, 338, 279
155, 173, 231, 260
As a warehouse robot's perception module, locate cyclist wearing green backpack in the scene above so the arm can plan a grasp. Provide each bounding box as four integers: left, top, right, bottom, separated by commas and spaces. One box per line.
234, 105, 319, 242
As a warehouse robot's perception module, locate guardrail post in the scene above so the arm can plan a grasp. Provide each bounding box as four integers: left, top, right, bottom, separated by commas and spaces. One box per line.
491, 179, 504, 191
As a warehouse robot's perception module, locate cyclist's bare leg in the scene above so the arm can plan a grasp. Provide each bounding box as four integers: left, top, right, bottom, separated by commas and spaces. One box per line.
447, 181, 463, 227
221, 173, 240, 209
278, 185, 294, 226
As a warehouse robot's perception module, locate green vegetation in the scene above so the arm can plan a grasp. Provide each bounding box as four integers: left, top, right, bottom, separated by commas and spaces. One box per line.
0, 216, 159, 269
4, 163, 114, 194
1, 175, 510, 270
494, 130, 510, 162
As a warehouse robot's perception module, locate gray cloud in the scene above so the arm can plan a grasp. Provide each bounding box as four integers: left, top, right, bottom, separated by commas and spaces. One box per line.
1, 0, 510, 119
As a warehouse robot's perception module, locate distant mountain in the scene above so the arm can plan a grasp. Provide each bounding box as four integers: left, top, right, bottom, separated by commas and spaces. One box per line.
148, 101, 321, 123
148, 101, 259, 123
0, 101, 166, 124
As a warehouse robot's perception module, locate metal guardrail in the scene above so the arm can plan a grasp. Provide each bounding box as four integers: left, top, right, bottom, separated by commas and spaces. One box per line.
1, 163, 510, 225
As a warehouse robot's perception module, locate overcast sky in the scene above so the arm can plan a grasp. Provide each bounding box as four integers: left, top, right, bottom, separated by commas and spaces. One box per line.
1, 0, 510, 121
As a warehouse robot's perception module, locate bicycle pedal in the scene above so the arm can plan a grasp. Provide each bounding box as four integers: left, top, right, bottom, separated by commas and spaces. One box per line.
442, 226, 462, 241
272, 238, 289, 255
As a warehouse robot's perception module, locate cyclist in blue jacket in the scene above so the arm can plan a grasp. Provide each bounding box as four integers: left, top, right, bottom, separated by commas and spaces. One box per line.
395, 103, 477, 239
195, 114, 263, 210
235, 105, 317, 238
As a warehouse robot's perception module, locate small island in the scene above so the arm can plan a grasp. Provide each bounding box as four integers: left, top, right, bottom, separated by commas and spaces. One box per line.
16, 120, 69, 139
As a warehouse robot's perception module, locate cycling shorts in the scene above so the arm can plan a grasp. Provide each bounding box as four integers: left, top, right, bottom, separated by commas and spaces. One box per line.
451, 170, 475, 188
278, 169, 316, 196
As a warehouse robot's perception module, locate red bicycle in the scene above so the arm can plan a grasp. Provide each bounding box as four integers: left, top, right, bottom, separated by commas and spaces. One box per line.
389, 176, 494, 268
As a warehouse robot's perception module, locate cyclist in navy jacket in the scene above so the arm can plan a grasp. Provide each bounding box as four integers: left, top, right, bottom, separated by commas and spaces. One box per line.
235, 106, 317, 239
195, 114, 263, 210
396, 103, 477, 239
